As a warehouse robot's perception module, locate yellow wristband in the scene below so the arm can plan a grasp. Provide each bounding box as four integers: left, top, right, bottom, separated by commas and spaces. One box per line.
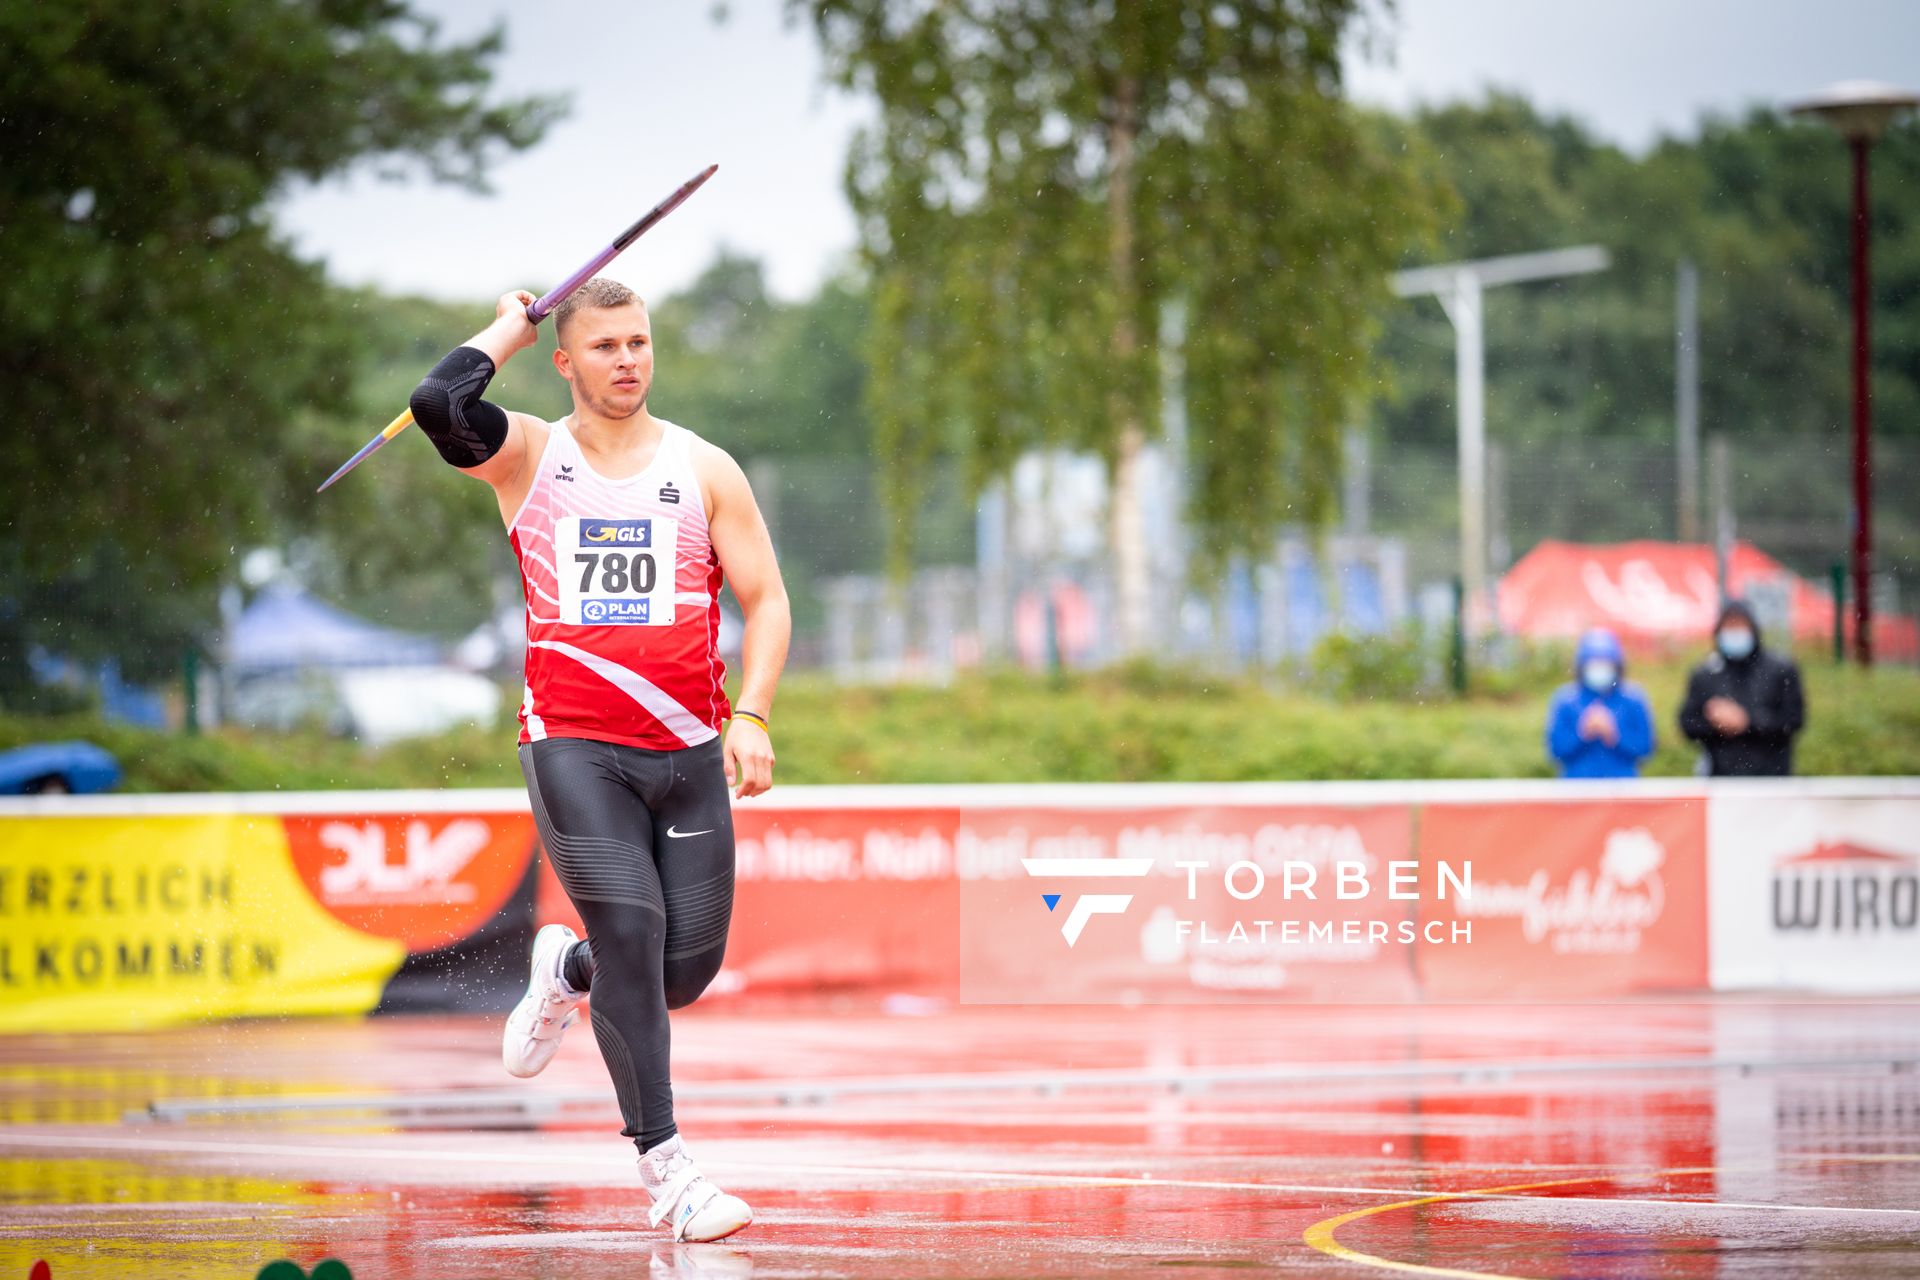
732, 710, 770, 733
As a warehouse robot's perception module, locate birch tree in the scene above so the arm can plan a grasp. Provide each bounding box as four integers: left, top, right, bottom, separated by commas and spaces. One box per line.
800, 0, 1435, 652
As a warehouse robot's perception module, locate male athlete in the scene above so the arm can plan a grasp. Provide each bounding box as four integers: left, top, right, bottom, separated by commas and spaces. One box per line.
407, 279, 789, 1242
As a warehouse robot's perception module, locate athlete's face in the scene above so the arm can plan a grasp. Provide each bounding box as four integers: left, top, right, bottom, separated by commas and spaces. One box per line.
556, 302, 653, 419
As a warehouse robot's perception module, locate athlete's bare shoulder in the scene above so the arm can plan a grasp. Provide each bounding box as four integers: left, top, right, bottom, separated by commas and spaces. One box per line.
687, 429, 780, 589
682, 429, 752, 522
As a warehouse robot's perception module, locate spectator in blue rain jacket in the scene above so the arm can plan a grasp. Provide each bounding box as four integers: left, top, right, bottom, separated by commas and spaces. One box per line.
1545, 628, 1655, 778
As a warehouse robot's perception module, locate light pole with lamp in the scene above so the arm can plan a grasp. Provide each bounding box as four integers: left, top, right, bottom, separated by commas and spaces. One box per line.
1788, 80, 1918, 666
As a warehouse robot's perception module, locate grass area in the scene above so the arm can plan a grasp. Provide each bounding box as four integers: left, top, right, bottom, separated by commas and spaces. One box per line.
5, 657, 1917, 792
774, 659, 1920, 784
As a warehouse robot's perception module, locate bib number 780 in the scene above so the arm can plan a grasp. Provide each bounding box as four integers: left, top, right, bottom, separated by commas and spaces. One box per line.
575, 550, 657, 595
555, 516, 678, 626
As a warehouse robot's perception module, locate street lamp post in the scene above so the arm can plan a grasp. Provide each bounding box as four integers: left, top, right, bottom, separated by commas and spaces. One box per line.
1391, 246, 1609, 626
1789, 80, 1918, 667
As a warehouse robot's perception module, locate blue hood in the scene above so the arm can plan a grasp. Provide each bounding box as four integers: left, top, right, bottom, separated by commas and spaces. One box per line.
1575, 628, 1624, 672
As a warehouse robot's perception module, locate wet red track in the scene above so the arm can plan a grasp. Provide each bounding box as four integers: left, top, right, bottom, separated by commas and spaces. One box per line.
3, 998, 1919, 1278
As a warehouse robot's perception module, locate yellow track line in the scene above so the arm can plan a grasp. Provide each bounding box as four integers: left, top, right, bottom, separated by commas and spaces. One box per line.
0, 1216, 272, 1233
1303, 1155, 1920, 1279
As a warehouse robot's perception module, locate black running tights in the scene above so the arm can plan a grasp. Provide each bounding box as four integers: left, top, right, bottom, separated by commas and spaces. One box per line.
519, 735, 735, 1152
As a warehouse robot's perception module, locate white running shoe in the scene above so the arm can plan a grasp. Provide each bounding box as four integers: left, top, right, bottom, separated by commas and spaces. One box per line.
502, 923, 584, 1078
639, 1135, 753, 1243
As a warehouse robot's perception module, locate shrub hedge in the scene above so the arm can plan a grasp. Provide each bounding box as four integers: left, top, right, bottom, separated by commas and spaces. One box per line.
3, 658, 1915, 792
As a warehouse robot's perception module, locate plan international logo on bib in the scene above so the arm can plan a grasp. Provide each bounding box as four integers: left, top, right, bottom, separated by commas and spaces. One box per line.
582, 519, 654, 546
583, 598, 650, 623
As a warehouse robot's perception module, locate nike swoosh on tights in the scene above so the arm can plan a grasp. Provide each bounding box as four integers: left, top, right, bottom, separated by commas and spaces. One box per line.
666, 825, 715, 838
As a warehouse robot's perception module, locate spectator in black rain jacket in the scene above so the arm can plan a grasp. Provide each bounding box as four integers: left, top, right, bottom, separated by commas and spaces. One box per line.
1678, 599, 1806, 776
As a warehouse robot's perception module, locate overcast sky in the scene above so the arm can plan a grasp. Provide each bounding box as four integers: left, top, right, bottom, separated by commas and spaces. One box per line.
274, 0, 1920, 305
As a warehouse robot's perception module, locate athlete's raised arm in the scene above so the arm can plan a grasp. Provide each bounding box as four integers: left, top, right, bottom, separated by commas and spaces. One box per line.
698, 441, 790, 799
408, 290, 552, 493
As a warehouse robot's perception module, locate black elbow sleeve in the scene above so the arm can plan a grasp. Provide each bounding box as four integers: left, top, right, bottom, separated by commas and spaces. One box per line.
408, 346, 510, 468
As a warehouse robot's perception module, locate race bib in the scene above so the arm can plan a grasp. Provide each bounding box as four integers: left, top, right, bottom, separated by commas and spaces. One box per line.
556, 516, 678, 626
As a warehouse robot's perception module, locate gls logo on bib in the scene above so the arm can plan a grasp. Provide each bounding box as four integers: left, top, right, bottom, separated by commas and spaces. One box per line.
581, 519, 653, 546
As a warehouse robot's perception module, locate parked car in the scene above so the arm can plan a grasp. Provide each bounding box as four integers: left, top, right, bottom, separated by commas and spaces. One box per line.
0, 742, 122, 795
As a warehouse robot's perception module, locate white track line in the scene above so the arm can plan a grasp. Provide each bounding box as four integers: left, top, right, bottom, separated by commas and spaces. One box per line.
3, 1132, 1916, 1219
135, 1052, 1920, 1121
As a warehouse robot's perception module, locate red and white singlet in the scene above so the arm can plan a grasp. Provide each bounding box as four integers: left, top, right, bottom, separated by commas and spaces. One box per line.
509, 417, 729, 751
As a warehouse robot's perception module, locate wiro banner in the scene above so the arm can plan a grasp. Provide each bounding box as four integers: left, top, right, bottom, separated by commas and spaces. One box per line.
1, 780, 1916, 1029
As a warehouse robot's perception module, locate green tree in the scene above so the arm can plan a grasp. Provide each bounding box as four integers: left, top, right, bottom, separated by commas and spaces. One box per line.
1365, 97, 1920, 582
1691, 108, 1920, 438
1372, 96, 1852, 453
798, 0, 1438, 653
648, 251, 871, 458
0, 0, 560, 690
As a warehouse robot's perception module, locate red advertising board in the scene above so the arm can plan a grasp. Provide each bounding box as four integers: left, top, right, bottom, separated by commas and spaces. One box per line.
537, 800, 1420, 1001
12, 782, 1916, 1032
536, 805, 964, 992
958, 804, 1420, 1003
284, 811, 538, 952
1416, 799, 1709, 998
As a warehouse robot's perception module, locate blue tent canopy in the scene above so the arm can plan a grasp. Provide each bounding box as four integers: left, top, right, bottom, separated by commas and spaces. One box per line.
227, 586, 442, 673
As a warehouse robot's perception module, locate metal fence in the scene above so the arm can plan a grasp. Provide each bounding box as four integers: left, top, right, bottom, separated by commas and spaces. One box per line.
1372, 434, 1919, 606
750, 431, 1919, 676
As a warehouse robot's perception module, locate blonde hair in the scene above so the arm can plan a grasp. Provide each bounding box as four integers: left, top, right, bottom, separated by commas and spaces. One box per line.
553, 278, 645, 346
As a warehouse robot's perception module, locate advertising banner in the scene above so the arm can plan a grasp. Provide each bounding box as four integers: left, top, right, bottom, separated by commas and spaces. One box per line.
0, 813, 404, 1032
536, 805, 964, 992
0, 799, 542, 1031
282, 809, 541, 1012
1708, 789, 1920, 993
958, 803, 1421, 1003
536, 800, 1421, 1001
6, 780, 1916, 1029
1416, 798, 1710, 998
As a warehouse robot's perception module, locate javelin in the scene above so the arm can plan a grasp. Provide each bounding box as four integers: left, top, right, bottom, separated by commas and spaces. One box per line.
316, 163, 719, 493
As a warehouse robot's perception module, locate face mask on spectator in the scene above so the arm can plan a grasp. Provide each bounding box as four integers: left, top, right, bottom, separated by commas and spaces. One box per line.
1581, 659, 1617, 692
1718, 627, 1755, 660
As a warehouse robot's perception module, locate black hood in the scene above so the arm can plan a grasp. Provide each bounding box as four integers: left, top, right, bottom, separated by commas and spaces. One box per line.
1715, 599, 1763, 651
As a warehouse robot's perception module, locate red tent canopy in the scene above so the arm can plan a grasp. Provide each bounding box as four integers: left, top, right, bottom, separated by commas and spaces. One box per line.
1496, 539, 1917, 659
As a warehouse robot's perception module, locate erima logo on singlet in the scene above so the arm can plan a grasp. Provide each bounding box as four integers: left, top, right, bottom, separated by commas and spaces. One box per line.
556, 464, 575, 482
581, 519, 653, 546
